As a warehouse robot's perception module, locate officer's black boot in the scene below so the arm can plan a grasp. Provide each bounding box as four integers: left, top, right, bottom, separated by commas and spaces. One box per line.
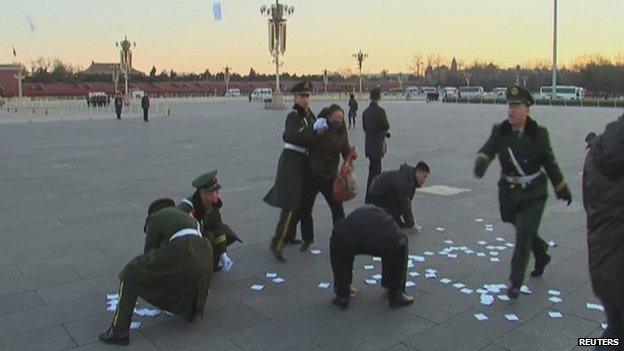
388, 291, 414, 309
99, 325, 129, 346
299, 241, 312, 252
530, 254, 551, 277
332, 296, 349, 310
270, 241, 285, 262
506, 285, 521, 300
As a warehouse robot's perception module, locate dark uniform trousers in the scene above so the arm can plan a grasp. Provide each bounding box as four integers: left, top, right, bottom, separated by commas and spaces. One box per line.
365, 157, 382, 203
111, 281, 139, 332
271, 210, 300, 251
330, 235, 408, 299
143, 109, 149, 122
300, 172, 346, 244
503, 186, 549, 287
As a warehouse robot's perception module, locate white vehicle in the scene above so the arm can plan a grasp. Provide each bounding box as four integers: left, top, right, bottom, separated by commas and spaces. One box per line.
441, 87, 459, 100
225, 88, 241, 97
251, 88, 273, 101
405, 87, 427, 100
539, 86, 585, 100
492, 87, 508, 98
131, 90, 145, 99
458, 86, 485, 99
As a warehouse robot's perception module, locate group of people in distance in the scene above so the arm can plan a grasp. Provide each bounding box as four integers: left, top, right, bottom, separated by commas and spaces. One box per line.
98, 81, 624, 350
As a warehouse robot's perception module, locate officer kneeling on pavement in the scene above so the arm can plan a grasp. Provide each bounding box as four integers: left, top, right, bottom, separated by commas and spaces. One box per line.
99, 198, 213, 346
368, 161, 430, 231
473, 85, 572, 300
330, 205, 414, 310
177, 170, 242, 271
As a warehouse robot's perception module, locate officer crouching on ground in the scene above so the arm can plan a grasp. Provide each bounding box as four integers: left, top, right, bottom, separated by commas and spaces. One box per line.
330, 205, 414, 310
99, 198, 213, 346
178, 171, 242, 271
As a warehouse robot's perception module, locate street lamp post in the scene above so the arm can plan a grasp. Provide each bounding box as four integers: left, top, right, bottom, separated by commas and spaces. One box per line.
112, 64, 120, 94
352, 50, 368, 93
551, 0, 558, 100
116, 35, 135, 97
223, 66, 231, 92
261, 0, 294, 109
323, 69, 329, 94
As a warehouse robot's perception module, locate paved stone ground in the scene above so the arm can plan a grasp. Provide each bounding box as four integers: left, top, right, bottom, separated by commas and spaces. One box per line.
0, 100, 620, 350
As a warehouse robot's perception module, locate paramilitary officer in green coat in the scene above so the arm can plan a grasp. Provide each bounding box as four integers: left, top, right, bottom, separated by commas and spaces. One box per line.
474, 85, 572, 299
263, 81, 328, 262
99, 198, 213, 346
177, 170, 242, 271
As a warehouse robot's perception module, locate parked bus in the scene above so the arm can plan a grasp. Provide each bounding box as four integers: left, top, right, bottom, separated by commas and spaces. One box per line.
458, 86, 484, 99
539, 86, 585, 100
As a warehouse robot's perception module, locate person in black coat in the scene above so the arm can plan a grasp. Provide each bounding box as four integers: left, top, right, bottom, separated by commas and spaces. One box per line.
368, 162, 430, 230
583, 115, 624, 347
141, 93, 150, 122
347, 94, 358, 129
299, 104, 357, 252
362, 88, 390, 203
330, 205, 414, 310
114, 93, 123, 120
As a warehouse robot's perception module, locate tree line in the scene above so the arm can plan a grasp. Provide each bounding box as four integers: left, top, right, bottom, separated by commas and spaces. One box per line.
19, 53, 624, 97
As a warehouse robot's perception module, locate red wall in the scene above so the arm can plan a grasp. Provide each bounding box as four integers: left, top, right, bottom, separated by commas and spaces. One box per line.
0, 70, 19, 97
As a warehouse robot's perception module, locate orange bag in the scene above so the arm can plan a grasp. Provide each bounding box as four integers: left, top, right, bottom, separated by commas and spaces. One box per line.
333, 149, 358, 202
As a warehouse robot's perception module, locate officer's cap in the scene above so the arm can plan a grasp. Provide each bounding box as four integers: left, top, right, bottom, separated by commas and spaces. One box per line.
191, 170, 221, 191
147, 198, 175, 215
506, 85, 534, 106
290, 81, 313, 95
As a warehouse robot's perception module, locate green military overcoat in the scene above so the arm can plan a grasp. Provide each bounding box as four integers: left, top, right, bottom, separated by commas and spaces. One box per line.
263, 104, 317, 211
119, 207, 213, 319
477, 117, 567, 231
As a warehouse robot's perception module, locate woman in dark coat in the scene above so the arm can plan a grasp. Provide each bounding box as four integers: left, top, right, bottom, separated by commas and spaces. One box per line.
299, 104, 357, 251
583, 115, 624, 346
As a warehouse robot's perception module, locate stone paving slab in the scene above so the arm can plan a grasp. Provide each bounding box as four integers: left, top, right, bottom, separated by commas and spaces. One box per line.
0, 101, 620, 350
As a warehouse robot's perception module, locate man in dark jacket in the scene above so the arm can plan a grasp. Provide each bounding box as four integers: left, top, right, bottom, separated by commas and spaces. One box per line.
330, 206, 413, 310
362, 88, 390, 203
368, 162, 430, 230
114, 93, 123, 120
347, 94, 358, 129
583, 116, 624, 347
141, 93, 150, 122
474, 86, 572, 299
264, 81, 327, 262
99, 199, 213, 345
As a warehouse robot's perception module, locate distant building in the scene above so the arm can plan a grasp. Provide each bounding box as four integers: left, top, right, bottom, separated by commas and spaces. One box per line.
0, 64, 21, 97
82, 61, 143, 76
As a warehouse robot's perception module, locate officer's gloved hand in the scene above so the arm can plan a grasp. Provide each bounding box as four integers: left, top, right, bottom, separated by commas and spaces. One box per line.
313, 118, 328, 132
386, 132, 391, 138
474, 157, 489, 178
219, 253, 234, 271
556, 185, 572, 206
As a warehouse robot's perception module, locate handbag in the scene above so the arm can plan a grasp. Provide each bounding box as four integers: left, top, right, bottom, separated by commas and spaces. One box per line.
333, 148, 358, 202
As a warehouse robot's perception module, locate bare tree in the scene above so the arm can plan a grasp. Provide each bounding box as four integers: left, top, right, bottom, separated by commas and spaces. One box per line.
409, 53, 424, 78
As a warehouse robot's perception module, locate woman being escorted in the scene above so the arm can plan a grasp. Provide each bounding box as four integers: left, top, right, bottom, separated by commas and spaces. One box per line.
299, 104, 357, 252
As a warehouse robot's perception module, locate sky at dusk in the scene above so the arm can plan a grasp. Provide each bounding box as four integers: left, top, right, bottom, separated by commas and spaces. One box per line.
1, 0, 623, 75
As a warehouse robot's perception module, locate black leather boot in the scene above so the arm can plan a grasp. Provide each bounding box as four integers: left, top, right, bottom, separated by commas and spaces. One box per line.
98, 325, 129, 346
531, 254, 551, 277
388, 292, 414, 309
332, 296, 349, 310
270, 242, 285, 262
506, 285, 520, 300
299, 241, 312, 252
